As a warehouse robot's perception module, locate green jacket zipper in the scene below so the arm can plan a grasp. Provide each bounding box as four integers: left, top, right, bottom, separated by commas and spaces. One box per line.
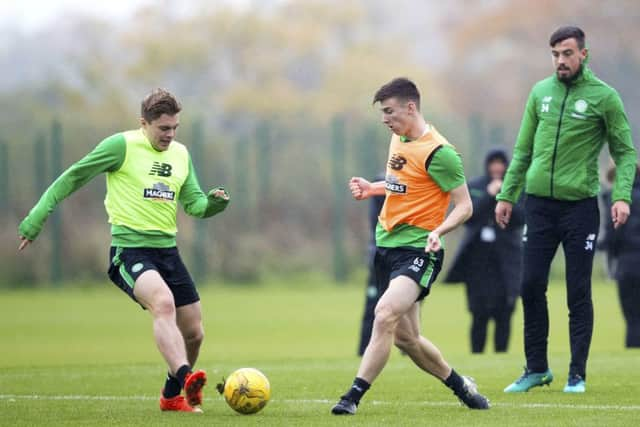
550, 85, 570, 198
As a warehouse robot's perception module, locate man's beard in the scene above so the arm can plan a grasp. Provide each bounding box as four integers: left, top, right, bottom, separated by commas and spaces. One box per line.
556, 63, 582, 82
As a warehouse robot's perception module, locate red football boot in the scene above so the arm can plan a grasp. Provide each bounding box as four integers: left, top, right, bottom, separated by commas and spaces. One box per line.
159, 394, 203, 413
184, 370, 207, 406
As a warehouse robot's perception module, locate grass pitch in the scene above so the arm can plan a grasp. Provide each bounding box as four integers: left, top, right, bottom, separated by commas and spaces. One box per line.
1, 277, 639, 426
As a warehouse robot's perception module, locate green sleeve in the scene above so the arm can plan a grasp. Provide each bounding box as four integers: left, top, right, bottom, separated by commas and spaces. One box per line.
18, 133, 125, 241
604, 90, 637, 204
497, 89, 538, 203
179, 155, 230, 218
427, 145, 466, 192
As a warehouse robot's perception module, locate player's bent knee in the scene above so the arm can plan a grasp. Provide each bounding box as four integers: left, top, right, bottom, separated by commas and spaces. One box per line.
373, 305, 399, 332
185, 325, 204, 345
152, 295, 177, 318
394, 331, 418, 351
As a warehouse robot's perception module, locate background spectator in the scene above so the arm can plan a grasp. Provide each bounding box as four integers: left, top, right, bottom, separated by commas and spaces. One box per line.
600, 163, 640, 348
445, 148, 524, 353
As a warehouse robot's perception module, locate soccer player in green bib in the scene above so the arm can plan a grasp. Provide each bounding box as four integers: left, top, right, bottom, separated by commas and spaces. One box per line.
18, 89, 230, 413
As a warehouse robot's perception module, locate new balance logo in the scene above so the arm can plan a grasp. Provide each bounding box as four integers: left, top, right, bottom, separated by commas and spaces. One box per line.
409, 257, 424, 273
388, 154, 407, 170
149, 162, 172, 177
584, 233, 596, 251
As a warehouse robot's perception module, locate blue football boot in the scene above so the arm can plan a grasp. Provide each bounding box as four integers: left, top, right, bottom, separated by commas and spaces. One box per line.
504, 367, 554, 392
563, 374, 586, 393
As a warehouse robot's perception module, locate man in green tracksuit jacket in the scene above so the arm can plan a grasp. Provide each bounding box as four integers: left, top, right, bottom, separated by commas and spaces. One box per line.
496, 27, 637, 394
18, 89, 230, 413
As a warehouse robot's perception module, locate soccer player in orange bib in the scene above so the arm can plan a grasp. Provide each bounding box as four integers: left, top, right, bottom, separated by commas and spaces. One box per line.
332, 78, 489, 415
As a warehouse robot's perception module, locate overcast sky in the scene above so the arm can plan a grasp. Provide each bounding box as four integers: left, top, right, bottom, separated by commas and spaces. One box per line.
0, 0, 255, 32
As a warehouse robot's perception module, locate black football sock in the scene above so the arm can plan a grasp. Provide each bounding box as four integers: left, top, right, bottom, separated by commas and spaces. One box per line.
343, 377, 371, 403
443, 369, 465, 396
162, 372, 182, 398
175, 364, 192, 389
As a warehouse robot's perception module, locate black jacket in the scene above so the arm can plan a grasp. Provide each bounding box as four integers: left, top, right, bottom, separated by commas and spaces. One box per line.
368, 174, 386, 267
600, 173, 640, 281
444, 149, 524, 306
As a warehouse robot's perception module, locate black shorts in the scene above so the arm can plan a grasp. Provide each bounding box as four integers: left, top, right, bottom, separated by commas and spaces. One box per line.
107, 246, 200, 309
374, 247, 444, 301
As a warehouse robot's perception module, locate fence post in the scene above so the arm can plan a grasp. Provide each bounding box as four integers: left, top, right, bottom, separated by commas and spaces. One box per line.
34, 133, 47, 193
489, 123, 505, 148
256, 121, 271, 227
190, 119, 208, 283
50, 120, 63, 285
233, 136, 249, 226
359, 123, 381, 181
0, 141, 7, 214
468, 114, 485, 176
331, 115, 347, 282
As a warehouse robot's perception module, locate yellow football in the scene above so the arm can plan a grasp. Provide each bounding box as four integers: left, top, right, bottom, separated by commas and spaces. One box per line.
221, 367, 271, 414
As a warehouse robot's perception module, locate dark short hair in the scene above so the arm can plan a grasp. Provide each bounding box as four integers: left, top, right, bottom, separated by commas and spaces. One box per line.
373, 77, 421, 110
549, 26, 585, 49
141, 88, 182, 123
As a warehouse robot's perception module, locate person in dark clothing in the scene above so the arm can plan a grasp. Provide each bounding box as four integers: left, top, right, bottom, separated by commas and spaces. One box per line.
600, 163, 640, 348
445, 148, 524, 353
357, 181, 385, 356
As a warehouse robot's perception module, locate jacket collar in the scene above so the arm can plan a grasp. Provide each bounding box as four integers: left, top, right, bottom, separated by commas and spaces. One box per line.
554, 64, 593, 87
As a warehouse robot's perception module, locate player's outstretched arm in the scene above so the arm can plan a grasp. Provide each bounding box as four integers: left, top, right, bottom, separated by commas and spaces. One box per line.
17, 134, 125, 250
179, 156, 230, 218
349, 177, 386, 200
426, 183, 473, 252
180, 182, 230, 218
210, 188, 230, 201
204, 187, 230, 216
18, 236, 31, 251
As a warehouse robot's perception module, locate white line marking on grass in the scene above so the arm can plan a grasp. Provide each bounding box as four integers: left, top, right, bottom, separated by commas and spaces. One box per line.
0, 394, 156, 401
2, 395, 640, 411
285, 399, 640, 412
